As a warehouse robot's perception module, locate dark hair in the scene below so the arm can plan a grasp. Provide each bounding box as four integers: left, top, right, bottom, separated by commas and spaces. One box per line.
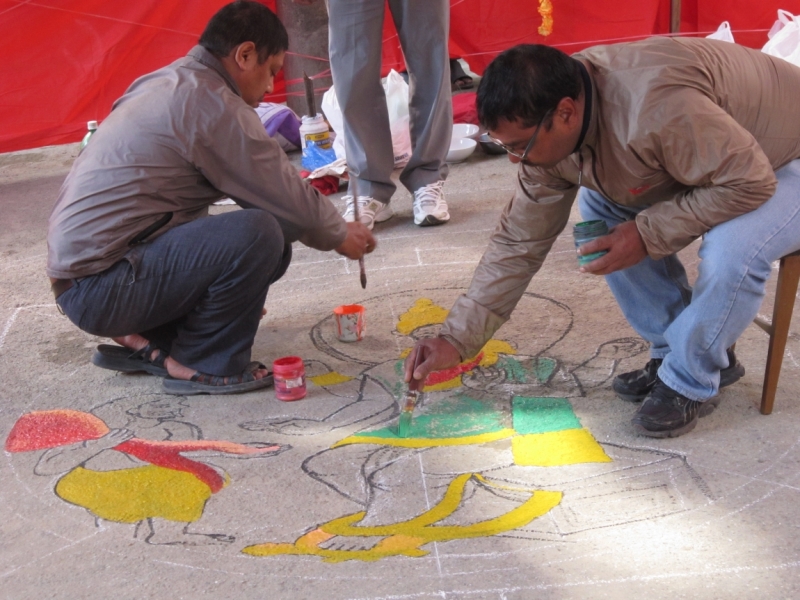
477, 44, 582, 130
199, 0, 289, 63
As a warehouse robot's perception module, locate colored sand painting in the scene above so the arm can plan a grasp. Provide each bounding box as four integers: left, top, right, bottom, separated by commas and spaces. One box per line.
5, 291, 711, 561
5, 398, 289, 545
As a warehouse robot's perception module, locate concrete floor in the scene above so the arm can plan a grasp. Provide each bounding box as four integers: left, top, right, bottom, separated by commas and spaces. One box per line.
2, 142, 800, 600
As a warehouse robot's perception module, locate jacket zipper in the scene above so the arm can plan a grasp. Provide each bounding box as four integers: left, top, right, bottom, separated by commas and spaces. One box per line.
587, 145, 615, 202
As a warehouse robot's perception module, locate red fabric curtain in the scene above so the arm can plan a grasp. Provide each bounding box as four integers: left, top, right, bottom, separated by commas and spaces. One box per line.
0, 0, 276, 152
3, 0, 783, 154
374, 0, 671, 75
452, 0, 671, 74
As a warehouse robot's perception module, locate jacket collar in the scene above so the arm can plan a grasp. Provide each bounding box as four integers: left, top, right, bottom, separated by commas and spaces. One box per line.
187, 45, 242, 98
573, 58, 598, 153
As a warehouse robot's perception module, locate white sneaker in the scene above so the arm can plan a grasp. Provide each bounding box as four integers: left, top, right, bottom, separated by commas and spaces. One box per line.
413, 180, 450, 226
342, 196, 394, 230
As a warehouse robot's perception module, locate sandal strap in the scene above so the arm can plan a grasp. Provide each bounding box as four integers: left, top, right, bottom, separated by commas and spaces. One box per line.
189, 362, 267, 387
148, 346, 168, 369
129, 343, 168, 369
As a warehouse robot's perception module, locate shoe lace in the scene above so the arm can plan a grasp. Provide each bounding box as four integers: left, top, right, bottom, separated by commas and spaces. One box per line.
651, 378, 693, 408
415, 181, 444, 208
645, 358, 662, 376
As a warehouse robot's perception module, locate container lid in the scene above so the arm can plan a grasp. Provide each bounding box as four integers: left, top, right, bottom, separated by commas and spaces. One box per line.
334, 304, 364, 315
573, 220, 608, 236
273, 356, 304, 372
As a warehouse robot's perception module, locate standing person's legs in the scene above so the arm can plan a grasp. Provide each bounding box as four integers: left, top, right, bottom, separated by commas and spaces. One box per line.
659, 159, 800, 401
328, 0, 396, 205
57, 210, 290, 379
391, 0, 451, 194
391, 0, 452, 226
577, 188, 692, 359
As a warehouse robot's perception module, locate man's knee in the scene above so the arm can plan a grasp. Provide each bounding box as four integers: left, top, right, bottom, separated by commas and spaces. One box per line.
221, 210, 288, 271
231, 209, 284, 251
700, 228, 771, 293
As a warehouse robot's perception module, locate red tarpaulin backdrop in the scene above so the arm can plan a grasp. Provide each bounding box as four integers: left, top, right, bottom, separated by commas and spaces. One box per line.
0, 0, 792, 153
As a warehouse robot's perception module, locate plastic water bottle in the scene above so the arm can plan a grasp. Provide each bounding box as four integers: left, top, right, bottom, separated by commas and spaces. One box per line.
80, 120, 98, 152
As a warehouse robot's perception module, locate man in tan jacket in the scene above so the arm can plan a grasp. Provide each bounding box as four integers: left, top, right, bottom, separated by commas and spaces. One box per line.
404, 38, 800, 438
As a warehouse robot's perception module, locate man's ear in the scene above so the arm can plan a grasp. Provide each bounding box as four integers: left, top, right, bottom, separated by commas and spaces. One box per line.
232, 41, 258, 71
555, 97, 580, 127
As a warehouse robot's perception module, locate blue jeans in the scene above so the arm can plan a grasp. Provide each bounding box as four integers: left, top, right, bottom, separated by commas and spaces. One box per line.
57, 209, 291, 377
578, 159, 800, 401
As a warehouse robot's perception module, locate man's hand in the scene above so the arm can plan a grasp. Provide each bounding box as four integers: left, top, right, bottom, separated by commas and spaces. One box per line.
578, 220, 648, 275
403, 337, 462, 391
335, 222, 377, 260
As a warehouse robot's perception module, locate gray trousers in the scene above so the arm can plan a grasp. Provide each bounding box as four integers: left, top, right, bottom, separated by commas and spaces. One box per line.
328, 0, 452, 202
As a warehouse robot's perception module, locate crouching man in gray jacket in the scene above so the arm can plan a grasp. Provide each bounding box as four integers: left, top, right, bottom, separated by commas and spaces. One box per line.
47, 1, 375, 395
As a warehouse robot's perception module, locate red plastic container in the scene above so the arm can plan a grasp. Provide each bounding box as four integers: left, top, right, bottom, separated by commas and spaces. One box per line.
272, 356, 307, 401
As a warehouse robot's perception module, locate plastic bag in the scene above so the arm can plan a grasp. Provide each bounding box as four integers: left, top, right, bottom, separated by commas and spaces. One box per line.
301, 139, 337, 171
320, 88, 346, 161
320, 69, 412, 169
706, 21, 735, 43
762, 10, 800, 67
383, 70, 412, 168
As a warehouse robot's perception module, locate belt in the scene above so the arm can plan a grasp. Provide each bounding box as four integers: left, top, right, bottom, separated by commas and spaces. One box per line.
50, 278, 75, 299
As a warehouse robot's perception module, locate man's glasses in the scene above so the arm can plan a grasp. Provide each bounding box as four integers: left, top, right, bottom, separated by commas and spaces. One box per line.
488, 108, 554, 161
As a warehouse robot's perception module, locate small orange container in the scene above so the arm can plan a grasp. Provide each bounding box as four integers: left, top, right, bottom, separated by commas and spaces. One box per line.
333, 304, 365, 342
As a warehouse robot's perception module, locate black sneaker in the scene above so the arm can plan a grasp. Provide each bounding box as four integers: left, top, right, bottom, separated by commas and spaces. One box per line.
613, 357, 662, 402
631, 377, 720, 438
613, 348, 745, 403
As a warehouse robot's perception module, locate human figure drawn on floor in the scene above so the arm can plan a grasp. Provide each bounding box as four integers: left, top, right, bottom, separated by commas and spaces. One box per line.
5, 394, 289, 546
240, 292, 711, 562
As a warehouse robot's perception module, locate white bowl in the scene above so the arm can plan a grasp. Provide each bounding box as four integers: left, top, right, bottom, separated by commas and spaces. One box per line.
451, 123, 479, 141
446, 137, 477, 163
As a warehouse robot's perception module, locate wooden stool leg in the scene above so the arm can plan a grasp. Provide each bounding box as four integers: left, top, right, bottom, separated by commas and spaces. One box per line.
761, 254, 800, 414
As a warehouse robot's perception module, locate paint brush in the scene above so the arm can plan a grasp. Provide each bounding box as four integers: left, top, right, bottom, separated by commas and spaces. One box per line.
302, 72, 316, 118
349, 174, 368, 289
398, 350, 424, 437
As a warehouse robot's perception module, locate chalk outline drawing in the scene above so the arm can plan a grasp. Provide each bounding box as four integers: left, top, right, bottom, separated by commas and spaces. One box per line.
240, 288, 713, 562
3, 288, 714, 562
